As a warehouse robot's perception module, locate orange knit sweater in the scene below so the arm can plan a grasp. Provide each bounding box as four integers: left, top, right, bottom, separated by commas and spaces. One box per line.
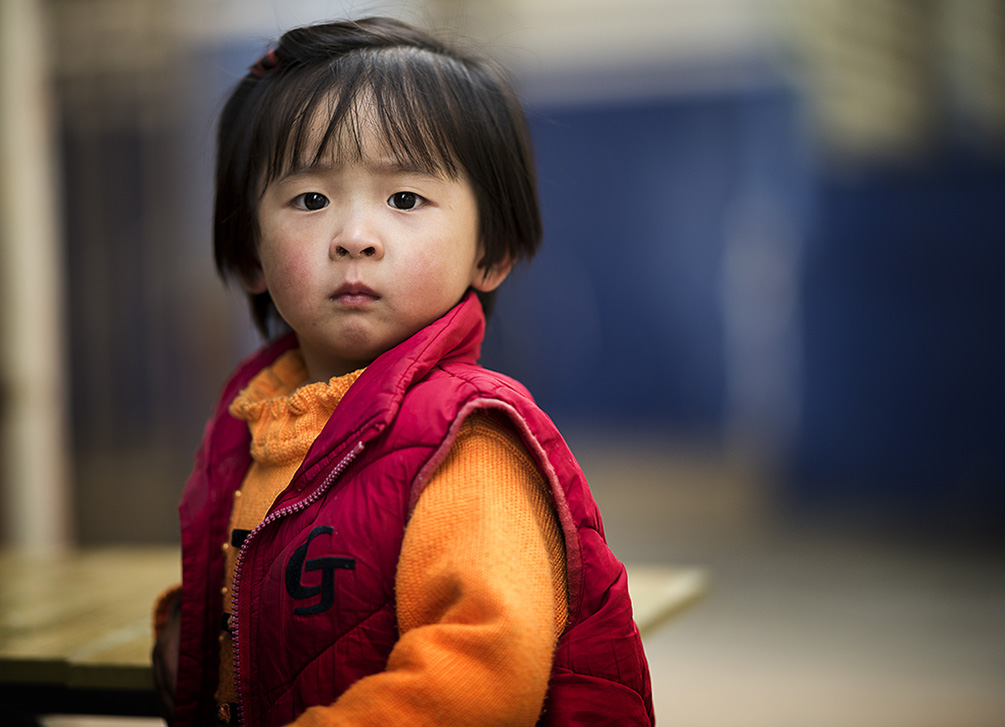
218, 350, 568, 726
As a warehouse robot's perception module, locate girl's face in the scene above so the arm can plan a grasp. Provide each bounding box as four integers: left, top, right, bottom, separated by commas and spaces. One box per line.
247, 113, 509, 382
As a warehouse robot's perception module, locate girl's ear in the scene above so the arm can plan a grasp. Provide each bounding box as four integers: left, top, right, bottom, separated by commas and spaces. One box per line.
239, 264, 268, 294
470, 256, 514, 293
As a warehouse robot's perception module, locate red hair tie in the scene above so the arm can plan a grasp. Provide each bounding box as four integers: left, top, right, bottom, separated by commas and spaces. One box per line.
250, 49, 279, 78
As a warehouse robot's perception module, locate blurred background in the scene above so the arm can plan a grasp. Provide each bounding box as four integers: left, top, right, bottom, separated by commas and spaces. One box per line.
2, 0, 1004, 725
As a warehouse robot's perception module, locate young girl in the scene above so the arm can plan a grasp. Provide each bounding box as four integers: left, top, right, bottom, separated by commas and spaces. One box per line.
154, 16, 653, 727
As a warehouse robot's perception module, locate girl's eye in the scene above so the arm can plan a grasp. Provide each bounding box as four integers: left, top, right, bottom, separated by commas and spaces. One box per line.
388, 192, 422, 210
293, 192, 329, 211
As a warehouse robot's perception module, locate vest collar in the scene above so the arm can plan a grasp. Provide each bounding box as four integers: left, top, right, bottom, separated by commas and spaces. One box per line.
216, 292, 485, 483
297, 291, 485, 470
330, 291, 483, 432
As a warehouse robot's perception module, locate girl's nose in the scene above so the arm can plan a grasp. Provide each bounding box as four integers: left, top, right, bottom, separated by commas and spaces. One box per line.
333, 242, 380, 258
331, 216, 383, 260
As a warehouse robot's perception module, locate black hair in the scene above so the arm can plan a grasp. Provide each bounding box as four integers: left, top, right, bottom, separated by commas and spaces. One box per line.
213, 17, 542, 335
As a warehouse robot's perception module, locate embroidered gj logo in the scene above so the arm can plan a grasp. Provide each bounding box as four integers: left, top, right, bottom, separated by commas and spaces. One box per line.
285, 525, 355, 615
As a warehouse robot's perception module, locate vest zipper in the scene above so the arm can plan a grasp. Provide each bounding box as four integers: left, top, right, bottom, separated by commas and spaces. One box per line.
229, 439, 365, 727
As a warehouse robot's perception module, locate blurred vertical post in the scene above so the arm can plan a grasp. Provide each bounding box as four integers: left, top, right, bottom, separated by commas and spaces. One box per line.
0, 0, 72, 550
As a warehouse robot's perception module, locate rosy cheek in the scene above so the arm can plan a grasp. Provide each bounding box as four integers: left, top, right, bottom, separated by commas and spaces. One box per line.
277, 249, 312, 279
258, 241, 309, 299
398, 245, 437, 277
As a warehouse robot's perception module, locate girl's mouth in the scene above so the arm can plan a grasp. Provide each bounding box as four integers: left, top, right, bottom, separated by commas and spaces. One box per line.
331, 283, 379, 307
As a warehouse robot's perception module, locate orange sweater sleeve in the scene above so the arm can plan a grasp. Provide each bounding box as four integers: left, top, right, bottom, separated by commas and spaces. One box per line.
152, 584, 181, 639
290, 412, 568, 727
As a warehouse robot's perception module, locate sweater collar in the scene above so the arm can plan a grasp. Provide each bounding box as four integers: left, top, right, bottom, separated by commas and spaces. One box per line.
229, 349, 365, 467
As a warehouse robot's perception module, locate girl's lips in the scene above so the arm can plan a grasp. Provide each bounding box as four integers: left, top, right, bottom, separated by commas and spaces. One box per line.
331, 283, 379, 307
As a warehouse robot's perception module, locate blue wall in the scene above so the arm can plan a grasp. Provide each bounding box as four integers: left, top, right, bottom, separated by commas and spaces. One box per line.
796, 159, 1005, 509
481, 88, 1005, 513
482, 87, 810, 434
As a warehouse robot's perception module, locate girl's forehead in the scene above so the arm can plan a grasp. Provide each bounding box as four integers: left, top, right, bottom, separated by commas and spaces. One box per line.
273, 91, 455, 181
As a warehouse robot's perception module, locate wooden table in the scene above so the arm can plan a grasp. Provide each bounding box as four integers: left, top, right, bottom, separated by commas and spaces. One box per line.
0, 547, 705, 717
628, 564, 709, 638
0, 547, 179, 717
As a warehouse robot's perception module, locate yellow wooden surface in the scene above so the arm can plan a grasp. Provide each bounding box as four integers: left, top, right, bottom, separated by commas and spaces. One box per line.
1, 547, 704, 691
627, 565, 709, 637
0, 546, 180, 689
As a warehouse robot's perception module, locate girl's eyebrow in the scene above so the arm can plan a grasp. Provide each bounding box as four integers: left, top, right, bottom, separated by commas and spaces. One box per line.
280, 158, 445, 182
373, 158, 436, 175
270, 163, 327, 184
363, 157, 446, 179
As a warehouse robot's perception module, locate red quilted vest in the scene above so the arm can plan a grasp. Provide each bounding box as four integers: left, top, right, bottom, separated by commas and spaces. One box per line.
174, 293, 654, 726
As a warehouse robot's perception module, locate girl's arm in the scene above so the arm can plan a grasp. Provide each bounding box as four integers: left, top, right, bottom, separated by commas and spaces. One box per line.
290, 412, 567, 727
152, 585, 182, 722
